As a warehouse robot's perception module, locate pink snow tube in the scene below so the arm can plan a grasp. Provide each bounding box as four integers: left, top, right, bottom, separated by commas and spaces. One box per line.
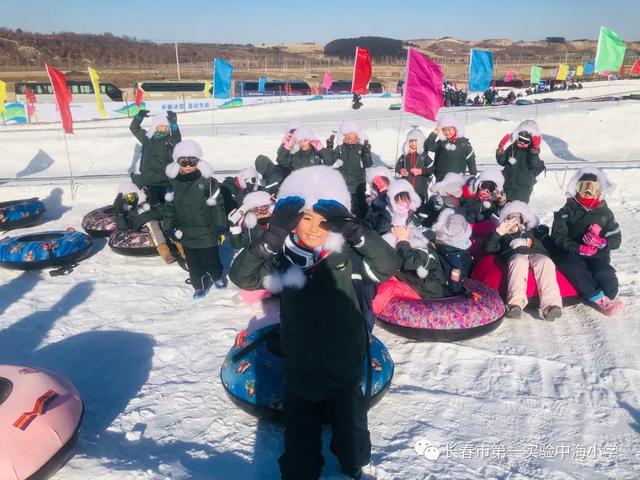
374, 278, 505, 341
0, 365, 83, 480
471, 254, 578, 300
239, 289, 272, 305
470, 219, 496, 258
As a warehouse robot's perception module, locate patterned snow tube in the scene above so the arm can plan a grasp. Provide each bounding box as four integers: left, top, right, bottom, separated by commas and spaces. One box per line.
0, 364, 84, 480
471, 254, 579, 304
0, 230, 92, 271
81, 205, 117, 237
108, 228, 158, 256
0, 198, 46, 231
376, 279, 505, 341
220, 324, 394, 422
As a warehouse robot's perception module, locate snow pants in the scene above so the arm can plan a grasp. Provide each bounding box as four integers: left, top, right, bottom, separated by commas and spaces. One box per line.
555, 252, 618, 300
183, 245, 223, 290
278, 385, 371, 480
507, 253, 562, 311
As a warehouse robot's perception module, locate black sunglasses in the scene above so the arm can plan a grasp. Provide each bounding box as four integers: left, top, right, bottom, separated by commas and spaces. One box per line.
479, 181, 497, 193
178, 157, 199, 167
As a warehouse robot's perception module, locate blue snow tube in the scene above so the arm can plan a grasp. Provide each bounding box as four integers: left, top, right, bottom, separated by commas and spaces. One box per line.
0, 198, 46, 230
0, 229, 92, 270
220, 324, 394, 422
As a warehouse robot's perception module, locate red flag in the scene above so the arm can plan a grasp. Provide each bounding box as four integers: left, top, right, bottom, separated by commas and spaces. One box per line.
402, 48, 443, 121
631, 59, 640, 75
45, 64, 73, 134
352, 47, 371, 95
135, 86, 144, 107
619, 64, 626, 75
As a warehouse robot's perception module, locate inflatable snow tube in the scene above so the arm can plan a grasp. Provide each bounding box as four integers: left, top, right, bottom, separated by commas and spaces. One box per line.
375, 278, 505, 341
0, 364, 84, 480
471, 254, 579, 304
0, 198, 46, 231
81, 205, 117, 237
0, 230, 92, 271
470, 219, 496, 259
108, 227, 158, 256
220, 324, 394, 422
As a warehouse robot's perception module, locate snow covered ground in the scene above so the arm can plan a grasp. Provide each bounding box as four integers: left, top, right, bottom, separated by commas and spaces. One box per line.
1, 79, 639, 479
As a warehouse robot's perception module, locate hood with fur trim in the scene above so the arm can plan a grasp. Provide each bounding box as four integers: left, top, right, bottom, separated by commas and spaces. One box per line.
291, 126, 319, 154
498, 201, 539, 229
284, 121, 302, 135
402, 128, 426, 155
117, 182, 151, 213
366, 165, 393, 195
237, 168, 260, 189
165, 158, 214, 180
437, 114, 465, 139
432, 208, 472, 247
430, 172, 466, 197
382, 223, 431, 251
172, 139, 203, 162
145, 113, 170, 139
566, 167, 615, 198
472, 167, 505, 193
387, 179, 422, 211
510, 119, 540, 143
336, 120, 368, 145
241, 190, 274, 229
277, 165, 351, 211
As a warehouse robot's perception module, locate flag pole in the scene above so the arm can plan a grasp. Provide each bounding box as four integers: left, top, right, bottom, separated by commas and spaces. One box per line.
395, 48, 411, 163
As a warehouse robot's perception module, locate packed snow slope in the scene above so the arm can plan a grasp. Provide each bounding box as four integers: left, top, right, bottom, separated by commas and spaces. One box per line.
1, 79, 639, 480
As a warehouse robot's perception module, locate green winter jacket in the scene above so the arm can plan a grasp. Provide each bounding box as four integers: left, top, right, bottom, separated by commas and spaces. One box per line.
328, 143, 373, 194
130, 115, 181, 188
395, 240, 448, 299
276, 145, 333, 171
551, 198, 621, 257
496, 144, 543, 203
485, 229, 550, 261
424, 132, 477, 182
255, 155, 288, 195
115, 204, 163, 232
228, 230, 399, 401
163, 171, 226, 249
395, 152, 433, 198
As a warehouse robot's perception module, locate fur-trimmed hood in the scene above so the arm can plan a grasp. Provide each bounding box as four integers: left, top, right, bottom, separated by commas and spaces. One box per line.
498, 201, 539, 229
336, 120, 368, 146
237, 168, 260, 189
172, 139, 203, 162
165, 159, 214, 180
402, 128, 426, 155
386, 179, 422, 211
430, 172, 466, 197
472, 167, 505, 193
510, 119, 540, 143
432, 208, 472, 247
145, 113, 170, 139
382, 223, 431, 251
277, 165, 351, 210
566, 167, 615, 198
284, 121, 302, 135
437, 114, 465, 139
241, 190, 274, 229
366, 166, 393, 194
291, 126, 319, 154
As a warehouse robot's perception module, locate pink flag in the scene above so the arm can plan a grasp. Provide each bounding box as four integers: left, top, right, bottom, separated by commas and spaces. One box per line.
402, 48, 443, 121
322, 72, 333, 90
504, 71, 516, 82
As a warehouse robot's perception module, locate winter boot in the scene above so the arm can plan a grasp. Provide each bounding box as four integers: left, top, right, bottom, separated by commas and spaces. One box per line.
594, 296, 624, 317
156, 243, 176, 264
193, 287, 211, 301
505, 304, 522, 319
542, 305, 562, 322
214, 276, 228, 289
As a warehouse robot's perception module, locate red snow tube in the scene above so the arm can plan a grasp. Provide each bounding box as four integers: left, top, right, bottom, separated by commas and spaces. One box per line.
470, 219, 496, 259
471, 254, 579, 302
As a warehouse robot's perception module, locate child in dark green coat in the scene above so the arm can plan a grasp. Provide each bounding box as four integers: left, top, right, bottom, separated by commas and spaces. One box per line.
163, 140, 227, 300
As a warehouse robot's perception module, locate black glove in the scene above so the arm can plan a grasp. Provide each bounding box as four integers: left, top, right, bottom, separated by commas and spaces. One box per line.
114, 193, 125, 215
137, 109, 150, 119
258, 196, 305, 256
326, 134, 335, 150
312, 199, 366, 245
361, 141, 371, 155
167, 110, 177, 124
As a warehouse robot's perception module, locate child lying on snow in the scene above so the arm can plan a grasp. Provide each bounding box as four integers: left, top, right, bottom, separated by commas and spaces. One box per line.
551, 167, 623, 316
486, 201, 562, 321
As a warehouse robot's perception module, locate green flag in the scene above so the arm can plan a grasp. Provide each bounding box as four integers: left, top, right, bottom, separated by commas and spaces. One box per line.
595, 26, 625, 73
530, 66, 542, 84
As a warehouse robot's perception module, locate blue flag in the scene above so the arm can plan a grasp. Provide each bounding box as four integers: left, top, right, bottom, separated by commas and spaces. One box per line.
468, 49, 493, 92
583, 60, 595, 75
214, 58, 233, 99
258, 76, 267, 94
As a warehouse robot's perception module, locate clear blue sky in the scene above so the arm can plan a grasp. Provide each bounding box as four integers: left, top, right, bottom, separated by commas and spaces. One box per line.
1, 0, 638, 44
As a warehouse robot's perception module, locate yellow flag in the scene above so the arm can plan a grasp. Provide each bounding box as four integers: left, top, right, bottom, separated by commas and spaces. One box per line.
203, 80, 213, 97
576, 65, 584, 77
556, 64, 569, 81
0, 80, 6, 114
88, 67, 107, 117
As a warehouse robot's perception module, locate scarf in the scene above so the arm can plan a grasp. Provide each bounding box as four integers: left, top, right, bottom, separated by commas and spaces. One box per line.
576, 194, 601, 210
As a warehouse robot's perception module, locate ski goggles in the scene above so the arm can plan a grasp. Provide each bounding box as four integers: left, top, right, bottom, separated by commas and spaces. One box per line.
576, 180, 600, 196
478, 181, 497, 193
504, 213, 525, 225
517, 133, 531, 145
123, 192, 139, 205
178, 157, 199, 167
